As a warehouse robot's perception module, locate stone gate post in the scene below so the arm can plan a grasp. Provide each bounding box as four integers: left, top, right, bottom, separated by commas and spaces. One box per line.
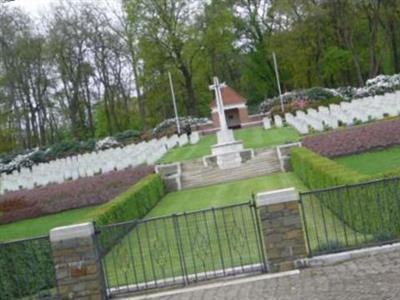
256, 188, 307, 272
49, 222, 107, 300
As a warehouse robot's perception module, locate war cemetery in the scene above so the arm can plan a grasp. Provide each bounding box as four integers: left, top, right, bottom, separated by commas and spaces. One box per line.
1, 72, 400, 299
2, 1, 400, 300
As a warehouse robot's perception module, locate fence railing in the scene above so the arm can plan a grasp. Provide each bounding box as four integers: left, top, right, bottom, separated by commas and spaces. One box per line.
0, 235, 58, 300
96, 202, 266, 296
300, 177, 400, 257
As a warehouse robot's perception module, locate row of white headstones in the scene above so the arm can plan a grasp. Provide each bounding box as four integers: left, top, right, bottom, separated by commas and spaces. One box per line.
263, 91, 400, 134
0, 132, 200, 195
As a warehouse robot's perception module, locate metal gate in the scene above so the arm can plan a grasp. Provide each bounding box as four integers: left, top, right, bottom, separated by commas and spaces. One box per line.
96, 202, 266, 297
299, 177, 400, 257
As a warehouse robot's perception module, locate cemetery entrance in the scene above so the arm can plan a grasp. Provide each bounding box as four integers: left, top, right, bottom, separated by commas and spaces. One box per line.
96, 202, 267, 297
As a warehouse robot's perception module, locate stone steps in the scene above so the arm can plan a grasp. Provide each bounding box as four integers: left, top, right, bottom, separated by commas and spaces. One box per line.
180, 149, 281, 190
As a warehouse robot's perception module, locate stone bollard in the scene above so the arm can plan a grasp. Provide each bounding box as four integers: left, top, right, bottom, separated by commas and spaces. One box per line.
49, 223, 107, 300
256, 188, 307, 272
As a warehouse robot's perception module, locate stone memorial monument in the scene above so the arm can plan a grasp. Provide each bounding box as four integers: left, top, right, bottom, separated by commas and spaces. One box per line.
207, 77, 248, 169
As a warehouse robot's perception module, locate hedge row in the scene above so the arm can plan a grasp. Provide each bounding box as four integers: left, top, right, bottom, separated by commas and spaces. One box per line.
91, 174, 165, 226
291, 147, 367, 189
0, 237, 56, 300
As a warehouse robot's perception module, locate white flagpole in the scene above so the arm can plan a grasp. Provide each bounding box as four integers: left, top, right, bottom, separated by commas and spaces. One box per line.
168, 71, 181, 135
273, 52, 284, 113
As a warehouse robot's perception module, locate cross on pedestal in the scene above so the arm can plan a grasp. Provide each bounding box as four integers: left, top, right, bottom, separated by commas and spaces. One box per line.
209, 77, 228, 131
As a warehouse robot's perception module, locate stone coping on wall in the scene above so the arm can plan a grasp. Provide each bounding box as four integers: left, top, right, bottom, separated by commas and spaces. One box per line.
256, 188, 299, 207
49, 222, 94, 242
296, 242, 400, 268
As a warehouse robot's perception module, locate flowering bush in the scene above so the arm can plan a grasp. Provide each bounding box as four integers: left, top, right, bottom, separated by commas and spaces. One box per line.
302, 118, 400, 157
259, 73, 400, 113
291, 99, 309, 110
95, 137, 121, 151
0, 165, 154, 224
153, 116, 209, 136
259, 87, 339, 113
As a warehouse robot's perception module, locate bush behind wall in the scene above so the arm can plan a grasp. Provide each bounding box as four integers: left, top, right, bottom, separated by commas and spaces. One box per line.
91, 174, 165, 226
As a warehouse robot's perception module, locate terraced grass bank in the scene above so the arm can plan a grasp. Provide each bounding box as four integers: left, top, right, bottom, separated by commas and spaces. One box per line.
159, 127, 300, 164
335, 145, 400, 175
0, 172, 305, 241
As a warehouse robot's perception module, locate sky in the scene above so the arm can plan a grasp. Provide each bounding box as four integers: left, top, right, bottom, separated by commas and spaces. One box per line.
6, 0, 122, 19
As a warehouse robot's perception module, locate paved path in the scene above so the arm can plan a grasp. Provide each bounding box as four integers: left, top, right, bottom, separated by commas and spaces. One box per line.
132, 250, 400, 300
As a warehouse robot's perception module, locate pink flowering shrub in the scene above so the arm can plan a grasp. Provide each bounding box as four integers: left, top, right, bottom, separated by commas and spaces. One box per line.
303, 118, 400, 157
0, 165, 154, 224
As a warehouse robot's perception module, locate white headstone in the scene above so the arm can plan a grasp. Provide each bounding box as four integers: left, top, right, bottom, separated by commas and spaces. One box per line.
263, 117, 271, 130
274, 115, 283, 128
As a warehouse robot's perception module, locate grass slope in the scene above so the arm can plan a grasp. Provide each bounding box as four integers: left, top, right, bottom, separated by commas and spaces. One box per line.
159, 126, 300, 164
0, 172, 305, 242
0, 205, 99, 241
335, 145, 400, 175
148, 172, 307, 217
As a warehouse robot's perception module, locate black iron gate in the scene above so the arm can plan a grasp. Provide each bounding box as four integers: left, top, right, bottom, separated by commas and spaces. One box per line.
96, 202, 266, 297
299, 177, 400, 257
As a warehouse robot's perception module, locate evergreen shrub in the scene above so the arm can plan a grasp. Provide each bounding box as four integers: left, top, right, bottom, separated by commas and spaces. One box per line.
91, 174, 165, 225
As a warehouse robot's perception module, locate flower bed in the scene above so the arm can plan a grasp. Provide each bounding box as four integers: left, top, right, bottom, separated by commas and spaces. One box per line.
302, 118, 400, 157
0, 165, 154, 224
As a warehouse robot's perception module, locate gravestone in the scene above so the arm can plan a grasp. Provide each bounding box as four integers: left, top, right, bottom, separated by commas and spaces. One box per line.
274, 115, 283, 127
263, 117, 271, 130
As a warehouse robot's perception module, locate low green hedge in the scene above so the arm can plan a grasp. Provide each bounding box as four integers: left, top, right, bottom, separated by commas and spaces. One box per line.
292, 147, 400, 238
91, 174, 165, 225
291, 147, 367, 189
0, 237, 56, 300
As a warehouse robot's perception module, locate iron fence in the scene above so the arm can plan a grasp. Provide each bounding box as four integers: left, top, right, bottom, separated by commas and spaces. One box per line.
96, 201, 266, 297
0, 235, 58, 300
300, 177, 400, 257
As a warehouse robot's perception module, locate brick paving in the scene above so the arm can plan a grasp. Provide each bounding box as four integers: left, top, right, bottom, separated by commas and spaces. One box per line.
149, 251, 400, 300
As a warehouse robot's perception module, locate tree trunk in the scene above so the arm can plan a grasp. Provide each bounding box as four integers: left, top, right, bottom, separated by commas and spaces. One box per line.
178, 63, 197, 116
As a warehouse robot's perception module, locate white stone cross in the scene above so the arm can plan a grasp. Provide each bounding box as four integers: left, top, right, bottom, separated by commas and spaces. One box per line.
209, 77, 228, 131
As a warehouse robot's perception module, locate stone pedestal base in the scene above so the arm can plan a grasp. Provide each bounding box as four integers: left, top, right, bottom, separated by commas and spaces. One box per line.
211, 140, 244, 156
216, 151, 242, 169
216, 129, 235, 144
208, 129, 246, 169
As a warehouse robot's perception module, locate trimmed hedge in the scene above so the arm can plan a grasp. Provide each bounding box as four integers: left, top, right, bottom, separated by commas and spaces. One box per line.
0, 237, 56, 300
291, 147, 368, 189
91, 174, 165, 225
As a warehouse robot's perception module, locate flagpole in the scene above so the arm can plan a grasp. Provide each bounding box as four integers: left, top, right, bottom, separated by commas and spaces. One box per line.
272, 52, 284, 113
168, 71, 181, 135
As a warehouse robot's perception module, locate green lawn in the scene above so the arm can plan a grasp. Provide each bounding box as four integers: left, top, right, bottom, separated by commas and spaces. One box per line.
335, 145, 400, 175
159, 126, 300, 164
0, 168, 376, 289
101, 172, 308, 288
0, 172, 304, 243
101, 203, 263, 289
0, 205, 100, 242
100, 171, 375, 288
148, 172, 307, 217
